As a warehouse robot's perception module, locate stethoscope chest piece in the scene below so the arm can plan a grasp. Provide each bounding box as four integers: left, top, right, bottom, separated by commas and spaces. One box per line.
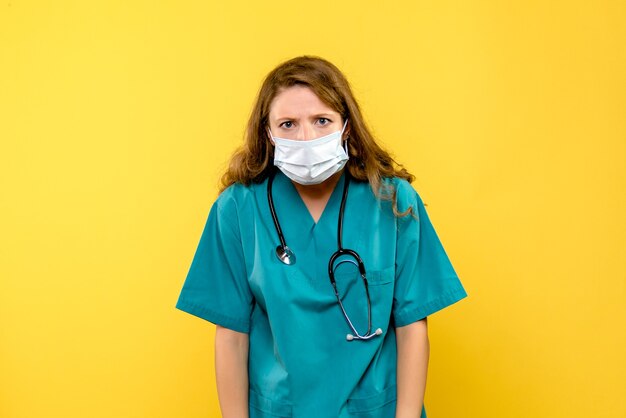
276, 245, 296, 265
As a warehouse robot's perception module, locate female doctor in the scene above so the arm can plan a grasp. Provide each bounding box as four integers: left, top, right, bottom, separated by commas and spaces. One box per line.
175, 56, 468, 418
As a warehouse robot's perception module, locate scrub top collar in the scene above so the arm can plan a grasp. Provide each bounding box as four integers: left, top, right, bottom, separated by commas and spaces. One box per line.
271, 168, 348, 230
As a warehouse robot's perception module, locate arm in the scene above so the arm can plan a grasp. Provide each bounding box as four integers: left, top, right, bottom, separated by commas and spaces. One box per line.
215, 325, 249, 418
395, 317, 429, 418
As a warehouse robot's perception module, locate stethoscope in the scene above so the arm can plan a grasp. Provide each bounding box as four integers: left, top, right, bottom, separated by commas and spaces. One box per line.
267, 168, 383, 341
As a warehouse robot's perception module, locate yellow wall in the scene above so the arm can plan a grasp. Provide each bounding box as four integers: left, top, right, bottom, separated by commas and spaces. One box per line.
1, 1, 624, 417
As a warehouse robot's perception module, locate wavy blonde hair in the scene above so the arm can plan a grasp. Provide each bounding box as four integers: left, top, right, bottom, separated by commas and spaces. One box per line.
219, 55, 417, 217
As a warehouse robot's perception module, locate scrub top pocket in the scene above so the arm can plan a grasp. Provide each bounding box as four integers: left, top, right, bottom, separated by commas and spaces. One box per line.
365, 267, 394, 286
331, 266, 395, 338
332, 265, 394, 287
346, 384, 397, 417
249, 388, 293, 417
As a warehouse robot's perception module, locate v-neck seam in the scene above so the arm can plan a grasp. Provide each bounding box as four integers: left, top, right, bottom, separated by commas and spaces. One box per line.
284, 171, 346, 228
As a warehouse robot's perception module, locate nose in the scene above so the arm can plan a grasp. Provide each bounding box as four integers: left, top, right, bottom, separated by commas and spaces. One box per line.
299, 123, 315, 141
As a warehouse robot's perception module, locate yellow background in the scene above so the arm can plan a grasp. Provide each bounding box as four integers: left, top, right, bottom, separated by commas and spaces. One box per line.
1, 1, 624, 417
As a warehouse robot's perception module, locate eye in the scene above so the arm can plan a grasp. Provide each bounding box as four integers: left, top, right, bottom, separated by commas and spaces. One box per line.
317, 118, 333, 126
279, 121, 293, 129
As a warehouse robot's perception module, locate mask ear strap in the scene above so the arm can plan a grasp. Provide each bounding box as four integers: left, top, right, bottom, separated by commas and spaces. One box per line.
342, 119, 349, 153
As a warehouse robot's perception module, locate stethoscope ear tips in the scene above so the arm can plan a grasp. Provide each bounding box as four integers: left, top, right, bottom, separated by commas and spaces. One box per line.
346, 329, 383, 341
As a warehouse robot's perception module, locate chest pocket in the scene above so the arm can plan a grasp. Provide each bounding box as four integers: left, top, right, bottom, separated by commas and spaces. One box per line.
365, 267, 394, 285
331, 265, 395, 333
333, 265, 395, 286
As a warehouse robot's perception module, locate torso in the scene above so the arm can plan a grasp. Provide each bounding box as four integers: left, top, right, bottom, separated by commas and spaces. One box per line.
244, 169, 399, 416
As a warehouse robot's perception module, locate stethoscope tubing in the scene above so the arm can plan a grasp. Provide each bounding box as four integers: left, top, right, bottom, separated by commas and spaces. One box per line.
267, 167, 382, 341
267, 169, 287, 249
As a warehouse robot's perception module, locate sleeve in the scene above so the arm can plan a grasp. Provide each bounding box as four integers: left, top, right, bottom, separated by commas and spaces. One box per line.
174, 192, 254, 333
392, 180, 468, 327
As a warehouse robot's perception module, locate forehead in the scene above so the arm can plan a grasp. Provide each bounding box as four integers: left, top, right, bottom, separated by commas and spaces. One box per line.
269, 85, 339, 118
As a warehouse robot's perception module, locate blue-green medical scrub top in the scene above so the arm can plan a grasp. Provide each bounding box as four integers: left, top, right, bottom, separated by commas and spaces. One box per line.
175, 169, 468, 418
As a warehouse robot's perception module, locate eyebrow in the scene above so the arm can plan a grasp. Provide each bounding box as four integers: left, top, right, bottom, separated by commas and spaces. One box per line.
274, 113, 336, 122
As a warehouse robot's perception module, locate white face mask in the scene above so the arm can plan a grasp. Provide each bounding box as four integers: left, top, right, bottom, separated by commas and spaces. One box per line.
269, 119, 349, 185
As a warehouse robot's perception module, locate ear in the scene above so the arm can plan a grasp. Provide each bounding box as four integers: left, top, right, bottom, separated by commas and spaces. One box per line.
266, 127, 275, 146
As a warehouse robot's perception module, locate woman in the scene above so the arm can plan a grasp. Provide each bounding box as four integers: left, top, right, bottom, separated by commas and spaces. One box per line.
175, 56, 468, 418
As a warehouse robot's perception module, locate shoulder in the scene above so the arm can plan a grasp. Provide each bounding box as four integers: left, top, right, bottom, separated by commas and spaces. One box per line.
382, 176, 425, 215
212, 181, 259, 221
